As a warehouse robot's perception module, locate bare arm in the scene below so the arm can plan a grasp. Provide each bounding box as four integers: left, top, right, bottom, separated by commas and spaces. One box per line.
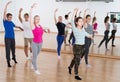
54, 9, 58, 24
18, 8, 23, 23
83, 9, 89, 28
15, 26, 24, 31
3, 1, 12, 20
94, 11, 96, 17
72, 8, 78, 21
79, 11, 82, 17
29, 3, 37, 29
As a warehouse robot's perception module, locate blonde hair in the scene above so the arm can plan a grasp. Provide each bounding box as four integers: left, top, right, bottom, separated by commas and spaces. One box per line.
34, 15, 40, 25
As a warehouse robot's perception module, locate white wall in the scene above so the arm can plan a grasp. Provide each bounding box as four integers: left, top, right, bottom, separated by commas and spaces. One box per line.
0, 0, 120, 36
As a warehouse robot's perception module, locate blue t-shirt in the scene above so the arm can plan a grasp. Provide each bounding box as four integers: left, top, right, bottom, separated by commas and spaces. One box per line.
3, 20, 15, 38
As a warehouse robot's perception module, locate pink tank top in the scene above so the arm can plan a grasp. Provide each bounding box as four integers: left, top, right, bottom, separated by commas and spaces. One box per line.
93, 23, 98, 30
32, 25, 44, 43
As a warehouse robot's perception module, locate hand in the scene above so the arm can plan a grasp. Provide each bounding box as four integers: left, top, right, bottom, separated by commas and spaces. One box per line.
19, 8, 23, 13
68, 12, 71, 15
31, 3, 37, 8
74, 8, 78, 12
84, 9, 89, 12
7, 1, 12, 5
54, 9, 58, 13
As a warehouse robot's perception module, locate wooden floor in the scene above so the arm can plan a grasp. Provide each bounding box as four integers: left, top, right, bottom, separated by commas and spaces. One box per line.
0, 47, 120, 82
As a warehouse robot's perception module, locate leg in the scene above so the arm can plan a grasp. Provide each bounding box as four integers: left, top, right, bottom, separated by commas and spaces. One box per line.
29, 39, 32, 53
24, 38, 29, 57
57, 35, 64, 56
32, 42, 38, 70
10, 39, 17, 63
5, 38, 11, 67
64, 30, 68, 45
68, 32, 73, 44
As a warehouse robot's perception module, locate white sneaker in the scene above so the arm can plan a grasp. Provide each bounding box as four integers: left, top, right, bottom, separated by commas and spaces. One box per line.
31, 63, 34, 70
58, 56, 61, 59
35, 70, 41, 75
86, 64, 92, 68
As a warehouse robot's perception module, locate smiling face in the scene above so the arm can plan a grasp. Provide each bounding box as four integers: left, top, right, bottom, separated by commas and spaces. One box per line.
75, 17, 83, 28
24, 14, 29, 21
34, 15, 40, 25
6, 13, 12, 21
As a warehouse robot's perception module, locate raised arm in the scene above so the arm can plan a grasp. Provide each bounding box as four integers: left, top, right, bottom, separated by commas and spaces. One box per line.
94, 11, 96, 17
67, 12, 71, 15
72, 8, 78, 21
54, 9, 58, 24
3, 1, 12, 20
83, 9, 89, 28
79, 11, 82, 17
30, 3, 37, 29
18, 8, 23, 23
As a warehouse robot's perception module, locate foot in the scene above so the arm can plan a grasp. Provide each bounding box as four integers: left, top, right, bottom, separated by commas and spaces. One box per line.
112, 45, 116, 47
31, 63, 34, 70
68, 67, 72, 74
35, 70, 41, 75
12, 58, 18, 63
7, 61, 12, 67
86, 64, 92, 68
75, 76, 82, 80
58, 56, 61, 59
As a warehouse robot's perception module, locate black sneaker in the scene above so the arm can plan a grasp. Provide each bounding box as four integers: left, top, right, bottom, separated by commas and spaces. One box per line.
68, 67, 72, 74
12, 58, 18, 63
75, 76, 82, 80
7, 61, 12, 67
112, 45, 116, 47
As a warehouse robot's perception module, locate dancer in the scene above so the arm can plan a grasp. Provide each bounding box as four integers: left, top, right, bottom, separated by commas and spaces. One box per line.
54, 9, 66, 59
108, 18, 117, 47
98, 13, 110, 50
81, 9, 93, 67
68, 8, 92, 80
92, 11, 98, 44
63, 12, 71, 45
30, 4, 50, 75
18, 8, 33, 60
3, 1, 23, 67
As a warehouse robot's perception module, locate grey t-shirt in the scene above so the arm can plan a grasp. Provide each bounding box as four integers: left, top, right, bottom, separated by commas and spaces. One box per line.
85, 24, 93, 35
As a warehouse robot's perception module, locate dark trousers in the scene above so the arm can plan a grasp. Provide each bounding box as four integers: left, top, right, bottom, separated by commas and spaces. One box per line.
69, 44, 85, 75
68, 31, 75, 45
98, 30, 109, 49
5, 38, 16, 61
81, 37, 91, 65
108, 30, 116, 45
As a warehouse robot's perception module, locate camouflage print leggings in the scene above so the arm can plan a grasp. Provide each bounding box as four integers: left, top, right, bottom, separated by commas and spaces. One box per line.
69, 44, 85, 75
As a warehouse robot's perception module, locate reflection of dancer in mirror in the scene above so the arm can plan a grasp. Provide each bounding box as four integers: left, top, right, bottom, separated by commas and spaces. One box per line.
30, 4, 50, 75
3, 1, 23, 67
18, 8, 33, 60
107, 18, 117, 47
81, 9, 93, 68
92, 11, 98, 45
63, 12, 71, 45
68, 8, 92, 80
98, 13, 110, 50
54, 9, 66, 59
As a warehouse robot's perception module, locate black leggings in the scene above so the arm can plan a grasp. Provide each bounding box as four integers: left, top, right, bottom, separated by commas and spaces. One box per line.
98, 30, 109, 49
108, 30, 116, 45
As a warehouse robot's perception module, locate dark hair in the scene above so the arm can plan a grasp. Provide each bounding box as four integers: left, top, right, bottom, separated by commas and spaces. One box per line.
65, 15, 68, 19
6, 13, 12, 18
104, 16, 109, 23
86, 14, 91, 19
92, 17, 97, 24
24, 13, 29, 17
74, 17, 83, 27
112, 18, 117, 22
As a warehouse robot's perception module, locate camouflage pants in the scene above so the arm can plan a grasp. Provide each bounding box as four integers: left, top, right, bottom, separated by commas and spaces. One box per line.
69, 44, 85, 75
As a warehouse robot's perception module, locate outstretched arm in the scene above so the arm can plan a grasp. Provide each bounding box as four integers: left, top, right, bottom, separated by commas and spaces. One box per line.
94, 11, 96, 17
18, 8, 23, 23
30, 3, 37, 29
79, 11, 82, 17
72, 8, 78, 21
54, 9, 58, 24
83, 9, 89, 28
15, 26, 24, 31
3, 1, 12, 20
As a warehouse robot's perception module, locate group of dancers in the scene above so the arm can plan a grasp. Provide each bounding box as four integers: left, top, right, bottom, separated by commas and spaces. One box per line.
2, 1, 117, 80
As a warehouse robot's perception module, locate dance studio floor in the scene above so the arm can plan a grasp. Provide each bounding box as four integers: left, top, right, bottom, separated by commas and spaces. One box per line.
0, 47, 120, 82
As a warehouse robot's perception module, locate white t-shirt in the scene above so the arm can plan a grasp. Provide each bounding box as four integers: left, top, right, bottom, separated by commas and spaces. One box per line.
22, 21, 33, 38
63, 19, 70, 31
112, 23, 117, 30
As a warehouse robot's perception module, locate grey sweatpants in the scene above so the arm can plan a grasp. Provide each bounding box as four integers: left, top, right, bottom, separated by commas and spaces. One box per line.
31, 41, 42, 70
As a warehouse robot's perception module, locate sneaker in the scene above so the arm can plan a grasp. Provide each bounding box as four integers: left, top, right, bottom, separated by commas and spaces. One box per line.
31, 63, 34, 70
86, 64, 92, 68
58, 56, 61, 59
112, 45, 116, 47
75, 76, 82, 80
68, 67, 72, 74
35, 70, 41, 75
